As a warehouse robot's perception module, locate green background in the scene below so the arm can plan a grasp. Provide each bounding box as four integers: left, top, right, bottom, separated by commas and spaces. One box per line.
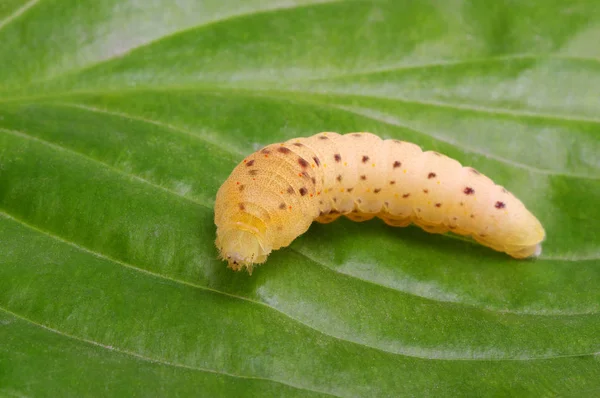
1, 1, 599, 396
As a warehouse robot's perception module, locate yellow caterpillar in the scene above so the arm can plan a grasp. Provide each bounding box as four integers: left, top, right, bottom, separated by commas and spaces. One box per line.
214, 132, 545, 274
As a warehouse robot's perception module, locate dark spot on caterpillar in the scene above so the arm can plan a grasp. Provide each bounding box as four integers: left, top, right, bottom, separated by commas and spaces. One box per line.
501, 188, 508, 193
384, 201, 389, 207
249, 169, 259, 176
452, 217, 458, 221
318, 135, 329, 140
464, 187, 475, 195
428, 172, 436, 179
374, 188, 381, 193
495, 201, 506, 209
423, 189, 429, 194
292, 143, 304, 147
298, 158, 309, 168
336, 174, 343, 182
360, 175, 367, 180
479, 233, 487, 238
470, 214, 475, 218
260, 148, 271, 154
362, 155, 369, 163
389, 180, 396, 185
357, 199, 362, 203
301, 171, 310, 179
432, 152, 442, 156
246, 159, 255, 167
449, 226, 457, 230
393, 140, 402, 144
460, 202, 464, 206
416, 208, 422, 212
435, 203, 442, 207
299, 187, 308, 196
277, 226, 283, 231
287, 187, 294, 194
238, 203, 245, 210
347, 188, 354, 192
333, 197, 337, 203
329, 210, 340, 214
277, 147, 291, 154
393, 161, 401, 168
238, 184, 245, 191
334, 153, 342, 162
469, 168, 481, 175
352, 133, 362, 137
313, 156, 320, 166
311, 177, 316, 185
319, 200, 323, 204
402, 193, 410, 198
279, 203, 286, 210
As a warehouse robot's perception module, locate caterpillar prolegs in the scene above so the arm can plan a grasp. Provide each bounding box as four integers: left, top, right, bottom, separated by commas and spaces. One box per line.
214, 132, 545, 274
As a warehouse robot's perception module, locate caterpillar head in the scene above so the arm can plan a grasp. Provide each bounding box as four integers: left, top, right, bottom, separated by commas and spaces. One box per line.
215, 224, 270, 274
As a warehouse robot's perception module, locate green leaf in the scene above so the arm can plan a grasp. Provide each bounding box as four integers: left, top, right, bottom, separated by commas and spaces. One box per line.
1, 1, 599, 396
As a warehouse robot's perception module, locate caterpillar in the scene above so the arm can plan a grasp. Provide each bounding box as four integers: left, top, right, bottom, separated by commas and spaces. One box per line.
214, 132, 545, 274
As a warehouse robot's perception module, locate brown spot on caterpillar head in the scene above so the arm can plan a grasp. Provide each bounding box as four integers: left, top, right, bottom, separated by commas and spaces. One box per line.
318, 135, 329, 140
292, 142, 304, 147
287, 187, 294, 194
260, 148, 271, 154
311, 177, 316, 185
347, 188, 354, 192
352, 133, 362, 137
357, 199, 362, 204
298, 157, 309, 168
300, 171, 310, 179
435, 203, 442, 207
362, 155, 369, 163
389, 180, 396, 185
334, 153, 342, 162
402, 193, 410, 198
460, 202, 464, 206
374, 188, 381, 193
333, 197, 337, 203
464, 187, 475, 195
423, 189, 429, 194
393, 161, 401, 168
360, 175, 367, 180
249, 169, 259, 176
427, 172, 436, 179
246, 159, 255, 167
238, 184, 245, 191
313, 156, 320, 166
470, 214, 475, 218
336, 174, 343, 182
277, 147, 291, 154
299, 187, 308, 196
469, 168, 481, 175
495, 201, 506, 209
278, 203, 286, 210
238, 203, 245, 211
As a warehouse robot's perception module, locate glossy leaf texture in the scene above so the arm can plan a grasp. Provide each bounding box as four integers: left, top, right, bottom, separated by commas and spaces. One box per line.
1, 1, 599, 397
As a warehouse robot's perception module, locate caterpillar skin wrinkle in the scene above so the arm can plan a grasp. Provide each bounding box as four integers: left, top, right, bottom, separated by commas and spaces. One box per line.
214, 132, 545, 274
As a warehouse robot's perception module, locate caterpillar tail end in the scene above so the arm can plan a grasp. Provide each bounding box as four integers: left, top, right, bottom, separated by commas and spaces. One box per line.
215, 228, 270, 275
